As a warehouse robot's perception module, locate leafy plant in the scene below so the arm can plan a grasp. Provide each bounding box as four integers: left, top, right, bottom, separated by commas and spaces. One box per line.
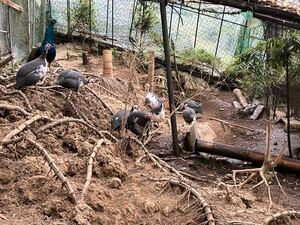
178, 48, 221, 66
225, 31, 300, 98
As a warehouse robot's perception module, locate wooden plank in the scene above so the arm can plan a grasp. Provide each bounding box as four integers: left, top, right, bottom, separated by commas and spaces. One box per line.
1, 0, 23, 12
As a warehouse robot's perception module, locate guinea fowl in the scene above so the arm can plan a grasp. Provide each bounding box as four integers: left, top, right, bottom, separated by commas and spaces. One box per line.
27, 19, 57, 67
126, 111, 152, 137
16, 44, 53, 90
57, 70, 92, 91
184, 99, 203, 114
182, 106, 197, 125
144, 83, 165, 122
111, 105, 139, 133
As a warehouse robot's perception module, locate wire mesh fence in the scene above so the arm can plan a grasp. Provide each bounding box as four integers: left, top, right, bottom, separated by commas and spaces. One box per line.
49, 0, 265, 67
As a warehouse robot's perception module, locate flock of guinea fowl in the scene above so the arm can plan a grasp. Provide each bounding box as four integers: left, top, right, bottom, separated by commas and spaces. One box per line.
14, 19, 203, 138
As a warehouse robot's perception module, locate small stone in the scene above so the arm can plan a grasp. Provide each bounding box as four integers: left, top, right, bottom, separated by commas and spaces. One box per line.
108, 177, 122, 189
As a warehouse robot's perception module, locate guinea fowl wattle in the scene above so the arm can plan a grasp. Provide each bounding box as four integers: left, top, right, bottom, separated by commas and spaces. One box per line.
126, 111, 152, 136
16, 44, 53, 90
27, 19, 56, 66
57, 70, 92, 91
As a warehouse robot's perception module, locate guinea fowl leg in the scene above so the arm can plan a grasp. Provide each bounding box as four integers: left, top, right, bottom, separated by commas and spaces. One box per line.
67, 90, 73, 101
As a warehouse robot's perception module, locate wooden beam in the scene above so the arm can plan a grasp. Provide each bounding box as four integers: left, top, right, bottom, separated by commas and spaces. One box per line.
1, 0, 23, 12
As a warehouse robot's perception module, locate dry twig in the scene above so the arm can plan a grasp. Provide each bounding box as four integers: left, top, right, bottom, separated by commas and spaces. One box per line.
80, 139, 108, 202
85, 86, 114, 115
207, 116, 255, 132
265, 210, 300, 225
0, 104, 30, 116
27, 138, 77, 204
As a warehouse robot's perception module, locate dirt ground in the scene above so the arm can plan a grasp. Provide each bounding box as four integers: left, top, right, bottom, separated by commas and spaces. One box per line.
0, 43, 299, 225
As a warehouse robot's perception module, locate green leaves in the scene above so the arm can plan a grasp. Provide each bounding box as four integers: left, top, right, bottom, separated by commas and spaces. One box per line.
225, 31, 300, 98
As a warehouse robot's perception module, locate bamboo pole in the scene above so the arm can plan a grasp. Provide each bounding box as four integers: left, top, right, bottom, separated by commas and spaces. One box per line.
102, 49, 113, 77
195, 139, 300, 173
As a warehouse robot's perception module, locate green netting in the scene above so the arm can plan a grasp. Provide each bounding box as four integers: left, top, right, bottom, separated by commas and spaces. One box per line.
235, 11, 253, 55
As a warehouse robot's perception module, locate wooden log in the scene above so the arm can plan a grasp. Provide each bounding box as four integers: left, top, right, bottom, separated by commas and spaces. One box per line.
82, 51, 89, 65
148, 51, 155, 90
195, 139, 300, 173
0, 55, 13, 68
250, 105, 264, 120
232, 88, 248, 108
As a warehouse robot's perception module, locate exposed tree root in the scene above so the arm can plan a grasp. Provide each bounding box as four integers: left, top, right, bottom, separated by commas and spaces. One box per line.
265, 210, 300, 225
0, 104, 30, 116
1, 114, 51, 144
0, 87, 33, 112
27, 137, 77, 204
80, 139, 109, 202
146, 176, 215, 225
85, 86, 114, 115
93, 83, 128, 105
1, 136, 24, 146
37, 117, 117, 142
231, 122, 286, 210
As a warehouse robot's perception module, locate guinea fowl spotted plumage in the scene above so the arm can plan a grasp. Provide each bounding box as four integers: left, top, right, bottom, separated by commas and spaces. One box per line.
144, 83, 165, 122
182, 106, 197, 125
57, 70, 93, 91
126, 111, 152, 136
184, 99, 203, 114
16, 44, 53, 90
111, 105, 139, 133
27, 19, 56, 67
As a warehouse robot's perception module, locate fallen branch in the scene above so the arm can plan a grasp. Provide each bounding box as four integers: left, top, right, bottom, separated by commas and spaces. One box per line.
0, 104, 30, 116
1, 114, 50, 143
207, 117, 255, 132
85, 86, 114, 115
27, 138, 77, 204
264, 210, 300, 225
80, 139, 108, 202
147, 177, 215, 225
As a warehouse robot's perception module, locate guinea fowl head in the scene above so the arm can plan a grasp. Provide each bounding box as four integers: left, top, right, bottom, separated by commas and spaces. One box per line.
44, 43, 53, 54
144, 112, 153, 120
131, 104, 139, 112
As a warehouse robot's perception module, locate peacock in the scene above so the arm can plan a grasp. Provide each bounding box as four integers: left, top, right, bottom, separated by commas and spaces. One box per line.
27, 19, 57, 67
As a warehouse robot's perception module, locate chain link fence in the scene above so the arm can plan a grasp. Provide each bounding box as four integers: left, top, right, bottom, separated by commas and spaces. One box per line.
50, 0, 265, 67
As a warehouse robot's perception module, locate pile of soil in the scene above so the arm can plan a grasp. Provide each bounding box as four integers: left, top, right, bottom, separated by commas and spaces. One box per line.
0, 43, 299, 225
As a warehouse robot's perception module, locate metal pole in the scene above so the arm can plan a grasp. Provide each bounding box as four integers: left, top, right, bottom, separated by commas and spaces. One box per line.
67, 0, 71, 38
193, 1, 202, 48
111, 0, 114, 46
175, 2, 183, 43
214, 6, 226, 57
89, 0, 92, 41
168, 3, 173, 38
160, 0, 179, 156
105, 0, 109, 35
285, 50, 293, 158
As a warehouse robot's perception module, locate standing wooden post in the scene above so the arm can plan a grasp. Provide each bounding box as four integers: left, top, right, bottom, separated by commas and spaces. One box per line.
148, 50, 155, 90
103, 49, 113, 77
82, 51, 89, 65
